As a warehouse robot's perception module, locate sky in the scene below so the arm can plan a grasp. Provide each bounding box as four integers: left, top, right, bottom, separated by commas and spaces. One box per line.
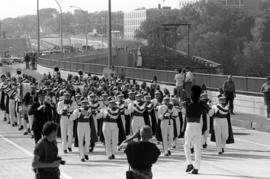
0, 0, 183, 20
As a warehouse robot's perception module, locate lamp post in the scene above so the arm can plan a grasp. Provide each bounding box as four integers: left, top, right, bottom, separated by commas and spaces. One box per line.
54, 0, 63, 54
37, 0, 40, 59
70, 5, 89, 53
108, 0, 112, 68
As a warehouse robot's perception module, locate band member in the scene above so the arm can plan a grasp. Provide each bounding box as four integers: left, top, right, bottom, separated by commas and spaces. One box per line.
200, 92, 211, 149
128, 94, 146, 134
183, 85, 208, 175
101, 100, 120, 159
157, 96, 174, 156
57, 92, 74, 153
9, 82, 17, 127
210, 95, 234, 154
71, 100, 91, 162
124, 91, 135, 135
117, 93, 127, 133
145, 94, 157, 135
73, 93, 82, 147
171, 96, 182, 147
88, 93, 101, 152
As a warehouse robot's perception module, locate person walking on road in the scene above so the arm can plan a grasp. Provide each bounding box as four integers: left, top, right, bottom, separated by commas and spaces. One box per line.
184, 67, 194, 100
261, 76, 270, 121
174, 68, 185, 101
24, 53, 30, 70
223, 75, 236, 114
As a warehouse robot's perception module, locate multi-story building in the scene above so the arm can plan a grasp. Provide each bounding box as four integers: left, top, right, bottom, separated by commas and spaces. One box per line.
124, 6, 172, 40
124, 9, 147, 39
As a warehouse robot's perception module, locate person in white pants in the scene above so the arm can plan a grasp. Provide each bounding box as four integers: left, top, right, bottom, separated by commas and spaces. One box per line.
158, 97, 174, 156
128, 94, 146, 134
71, 100, 91, 162
183, 85, 209, 175
8, 84, 17, 127
101, 100, 119, 160
57, 92, 74, 153
210, 95, 229, 155
117, 94, 127, 133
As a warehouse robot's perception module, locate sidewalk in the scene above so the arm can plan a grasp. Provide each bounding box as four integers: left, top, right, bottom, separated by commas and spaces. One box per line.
2, 63, 270, 133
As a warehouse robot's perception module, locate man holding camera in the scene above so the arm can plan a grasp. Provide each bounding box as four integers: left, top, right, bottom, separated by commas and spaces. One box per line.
32, 121, 65, 179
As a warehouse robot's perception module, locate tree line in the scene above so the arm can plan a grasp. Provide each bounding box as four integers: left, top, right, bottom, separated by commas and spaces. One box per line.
136, 1, 270, 77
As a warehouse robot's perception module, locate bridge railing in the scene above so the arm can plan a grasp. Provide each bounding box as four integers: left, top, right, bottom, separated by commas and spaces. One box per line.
38, 58, 265, 96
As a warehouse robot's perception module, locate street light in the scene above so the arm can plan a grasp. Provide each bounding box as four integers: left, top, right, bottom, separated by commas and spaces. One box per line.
54, 0, 63, 54
108, 0, 112, 68
70, 5, 89, 53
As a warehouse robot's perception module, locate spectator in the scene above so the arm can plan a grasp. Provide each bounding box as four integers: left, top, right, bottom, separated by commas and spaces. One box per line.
152, 76, 158, 84
24, 53, 30, 69
260, 76, 270, 121
184, 67, 194, 100
223, 75, 236, 114
32, 121, 62, 179
119, 68, 126, 81
174, 68, 185, 101
124, 126, 160, 179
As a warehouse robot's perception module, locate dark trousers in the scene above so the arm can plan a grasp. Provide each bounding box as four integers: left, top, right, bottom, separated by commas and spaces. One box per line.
225, 91, 234, 113
35, 169, 60, 179
34, 130, 42, 143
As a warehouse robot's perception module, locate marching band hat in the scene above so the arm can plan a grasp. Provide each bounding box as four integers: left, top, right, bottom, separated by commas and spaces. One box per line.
135, 93, 143, 98
102, 93, 108, 96
75, 93, 82, 98
155, 91, 161, 95
128, 91, 135, 95
218, 94, 226, 100
109, 99, 117, 104
117, 93, 124, 98
1, 74, 6, 78
200, 92, 208, 100
63, 92, 70, 96
81, 99, 89, 104
163, 96, 170, 100
89, 93, 96, 98
145, 95, 151, 99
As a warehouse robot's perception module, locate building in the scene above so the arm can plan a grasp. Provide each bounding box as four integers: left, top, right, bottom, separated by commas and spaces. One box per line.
124, 9, 147, 39
124, 6, 172, 40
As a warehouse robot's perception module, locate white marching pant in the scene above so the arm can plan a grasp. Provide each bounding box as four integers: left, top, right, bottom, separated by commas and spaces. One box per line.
120, 115, 126, 132
102, 122, 119, 156
214, 118, 228, 152
77, 122, 91, 158
161, 120, 174, 154
184, 123, 201, 169
9, 99, 16, 124
60, 116, 74, 150
131, 116, 145, 134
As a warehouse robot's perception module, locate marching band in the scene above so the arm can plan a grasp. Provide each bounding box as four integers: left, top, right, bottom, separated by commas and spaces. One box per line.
0, 67, 234, 175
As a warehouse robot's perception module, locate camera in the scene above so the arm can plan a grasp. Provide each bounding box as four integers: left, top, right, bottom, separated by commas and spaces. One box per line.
57, 157, 66, 165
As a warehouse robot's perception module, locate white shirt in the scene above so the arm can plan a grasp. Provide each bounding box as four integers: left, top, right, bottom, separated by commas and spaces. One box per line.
185, 71, 194, 83
175, 73, 185, 87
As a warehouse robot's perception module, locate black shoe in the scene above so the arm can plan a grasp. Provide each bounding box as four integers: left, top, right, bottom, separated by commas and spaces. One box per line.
85, 155, 89, 160
168, 150, 171, 156
172, 146, 176, 149
7, 121, 10, 124
108, 155, 113, 160
192, 169, 198, 174
218, 152, 223, 155
68, 148, 72, 152
202, 143, 207, 149
190, 148, 194, 154
89, 146, 94, 152
186, 164, 194, 172
28, 129, 31, 133
23, 131, 28, 135
81, 158, 85, 162
3, 117, 7, 122
18, 126, 23, 131
14, 122, 18, 126
222, 148, 224, 153
64, 150, 68, 154
112, 155, 115, 159
12, 123, 15, 127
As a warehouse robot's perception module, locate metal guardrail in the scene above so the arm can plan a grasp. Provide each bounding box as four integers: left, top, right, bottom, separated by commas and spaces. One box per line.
38, 58, 265, 96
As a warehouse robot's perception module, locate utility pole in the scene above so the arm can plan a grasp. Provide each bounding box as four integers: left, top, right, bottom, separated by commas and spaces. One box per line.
108, 0, 112, 67
37, 0, 40, 59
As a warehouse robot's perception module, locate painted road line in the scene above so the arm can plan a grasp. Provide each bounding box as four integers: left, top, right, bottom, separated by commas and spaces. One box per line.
0, 134, 73, 179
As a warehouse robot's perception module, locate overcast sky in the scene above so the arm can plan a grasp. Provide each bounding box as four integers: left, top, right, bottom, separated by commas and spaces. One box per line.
0, 0, 183, 20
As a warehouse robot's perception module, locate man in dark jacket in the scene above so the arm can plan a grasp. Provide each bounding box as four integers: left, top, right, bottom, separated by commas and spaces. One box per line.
29, 90, 55, 143
223, 75, 236, 114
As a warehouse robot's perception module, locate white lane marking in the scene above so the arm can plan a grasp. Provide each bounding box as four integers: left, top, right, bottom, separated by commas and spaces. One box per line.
235, 138, 270, 149
0, 134, 73, 179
